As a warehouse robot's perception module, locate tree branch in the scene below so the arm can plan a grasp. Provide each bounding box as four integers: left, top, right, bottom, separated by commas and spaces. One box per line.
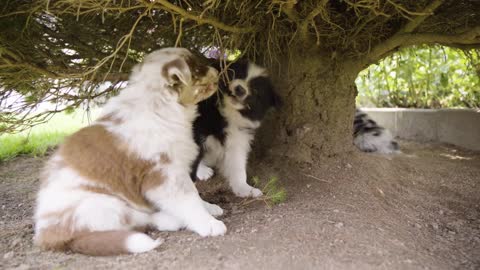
299, 0, 329, 41
399, 0, 445, 33
362, 26, 480, 67
151, 0, 256, 34
282, 1, 300, 23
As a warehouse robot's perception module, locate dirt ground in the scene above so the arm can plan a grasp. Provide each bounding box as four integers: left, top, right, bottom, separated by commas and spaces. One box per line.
0, 141, 479, 270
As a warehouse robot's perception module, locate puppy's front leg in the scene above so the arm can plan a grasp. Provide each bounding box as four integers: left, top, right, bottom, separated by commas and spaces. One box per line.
220, 144, 263, 198
145, 172, 226, 237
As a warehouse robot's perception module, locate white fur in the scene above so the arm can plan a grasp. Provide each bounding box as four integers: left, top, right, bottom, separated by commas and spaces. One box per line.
199, 95, 263, 198
150, 212, 184, 231
34, 48, 225, 253
354, 129, 399, 154
202, 201, 224, 217
196, 162, 214, 181
125, 233, 163, 253
145, 172, 226, 237
195, 63, 268, 198
246, 63, 267, 80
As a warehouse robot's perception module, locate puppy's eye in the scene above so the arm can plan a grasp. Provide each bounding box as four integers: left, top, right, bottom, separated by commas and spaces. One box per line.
234, 85, 246, 97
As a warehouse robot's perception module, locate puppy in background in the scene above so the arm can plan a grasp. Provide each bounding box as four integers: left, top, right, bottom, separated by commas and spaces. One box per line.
353, 109, 400, 154
191, 60, 281, 197
34, 48, 224, 256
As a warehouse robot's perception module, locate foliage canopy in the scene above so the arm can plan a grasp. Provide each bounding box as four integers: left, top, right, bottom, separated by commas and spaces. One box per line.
1, 0, 480, 132
357, 45, 480, 108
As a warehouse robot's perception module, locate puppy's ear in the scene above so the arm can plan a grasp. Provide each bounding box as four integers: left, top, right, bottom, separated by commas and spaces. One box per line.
162, 58, 191, 87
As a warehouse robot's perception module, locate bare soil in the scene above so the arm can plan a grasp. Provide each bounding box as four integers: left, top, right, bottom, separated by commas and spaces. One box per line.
1, 141, 479, 270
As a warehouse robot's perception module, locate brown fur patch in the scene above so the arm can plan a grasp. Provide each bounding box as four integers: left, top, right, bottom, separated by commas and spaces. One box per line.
69, 230, 138, 256
37, 224, 142, 256
35, 211, 78, 251
185, 55, 209, 79
159, 153, 171, 164
141, 170, 168, 195
58, 125, 166, 210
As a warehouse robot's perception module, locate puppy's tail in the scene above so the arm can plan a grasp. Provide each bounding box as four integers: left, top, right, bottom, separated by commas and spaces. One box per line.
68, 230, 162, 256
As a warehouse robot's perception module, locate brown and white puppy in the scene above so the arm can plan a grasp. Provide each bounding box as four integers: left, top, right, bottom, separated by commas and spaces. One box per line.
34, 48, 224, 256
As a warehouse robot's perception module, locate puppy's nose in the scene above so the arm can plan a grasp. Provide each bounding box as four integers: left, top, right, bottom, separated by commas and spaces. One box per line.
233, 85, 246, 97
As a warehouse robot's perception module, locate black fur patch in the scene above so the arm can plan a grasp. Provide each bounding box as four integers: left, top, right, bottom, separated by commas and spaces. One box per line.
239, 76, 279, 121
190, 59, 280, 181
353, 109, 400, 153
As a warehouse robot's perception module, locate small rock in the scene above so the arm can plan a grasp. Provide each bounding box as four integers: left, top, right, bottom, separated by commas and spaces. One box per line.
333, 209, 340, 213
3, 251, 14, 260
346, 163, 352, 169
448, 230, 456, 235
335, 222, 344, 228
415, 223, 422, 229
431, 223, 439, 230
439, 210, 444, 215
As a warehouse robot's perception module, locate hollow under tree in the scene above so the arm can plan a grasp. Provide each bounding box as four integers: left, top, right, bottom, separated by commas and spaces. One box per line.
1, 0, 479, 161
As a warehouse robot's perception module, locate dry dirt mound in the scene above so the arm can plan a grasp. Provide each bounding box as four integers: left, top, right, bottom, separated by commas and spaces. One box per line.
0, 141, 479, 270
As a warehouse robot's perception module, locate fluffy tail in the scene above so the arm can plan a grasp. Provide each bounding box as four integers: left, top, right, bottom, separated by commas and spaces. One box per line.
69, 231, 162, 256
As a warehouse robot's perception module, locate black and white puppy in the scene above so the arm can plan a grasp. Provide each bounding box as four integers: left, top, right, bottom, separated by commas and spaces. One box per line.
191, 60, 281, 197
353, 109, 400, 154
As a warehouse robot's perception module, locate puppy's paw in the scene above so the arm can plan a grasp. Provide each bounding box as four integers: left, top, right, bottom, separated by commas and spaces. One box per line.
191, 219, 227, 237
232, 185, 263, 198
196, 164, 214, 181
203, 201, 224, 217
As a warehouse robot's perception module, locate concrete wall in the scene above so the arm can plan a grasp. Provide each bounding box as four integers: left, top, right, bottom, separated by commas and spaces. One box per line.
361, 108, 480, 151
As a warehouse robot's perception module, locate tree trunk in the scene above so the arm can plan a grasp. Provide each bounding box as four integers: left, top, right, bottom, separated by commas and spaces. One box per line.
255, 50, 360, 162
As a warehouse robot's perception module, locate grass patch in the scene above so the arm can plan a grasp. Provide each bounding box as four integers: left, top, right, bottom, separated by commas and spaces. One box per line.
0, 111, 95, 161
243, 176, 287, 206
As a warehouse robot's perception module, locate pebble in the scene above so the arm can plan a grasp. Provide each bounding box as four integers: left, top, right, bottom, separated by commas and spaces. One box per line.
431, 223, 439, 230
335, 222, 344, 228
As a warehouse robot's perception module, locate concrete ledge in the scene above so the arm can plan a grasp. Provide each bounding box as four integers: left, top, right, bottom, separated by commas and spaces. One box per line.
361, 108, 480, 151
